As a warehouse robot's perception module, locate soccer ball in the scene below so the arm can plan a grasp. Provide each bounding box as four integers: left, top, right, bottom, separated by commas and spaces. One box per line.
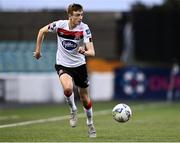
112, 103, 132, 123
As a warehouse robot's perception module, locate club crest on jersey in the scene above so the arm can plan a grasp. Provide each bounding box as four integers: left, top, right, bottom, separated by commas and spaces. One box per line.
62, 40, 77, 50
75, 32, 82, 40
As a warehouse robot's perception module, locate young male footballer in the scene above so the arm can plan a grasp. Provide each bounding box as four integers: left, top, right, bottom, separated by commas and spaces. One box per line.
33, 3, 96, 138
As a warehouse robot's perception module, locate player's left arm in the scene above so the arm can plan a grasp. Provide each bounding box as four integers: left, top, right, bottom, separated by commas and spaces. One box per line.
84, 42, 95, 56
78, 42, 95, 56
78, 25, 95, 56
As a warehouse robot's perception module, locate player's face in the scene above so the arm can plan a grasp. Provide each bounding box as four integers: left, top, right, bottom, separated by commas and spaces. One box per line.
71, 10, 83, 25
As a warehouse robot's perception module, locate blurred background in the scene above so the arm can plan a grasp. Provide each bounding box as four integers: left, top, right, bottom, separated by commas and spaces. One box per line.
0, 0, 180, 104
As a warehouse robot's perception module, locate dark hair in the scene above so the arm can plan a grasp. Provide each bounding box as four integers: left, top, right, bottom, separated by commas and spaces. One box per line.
67, 3, 83, 15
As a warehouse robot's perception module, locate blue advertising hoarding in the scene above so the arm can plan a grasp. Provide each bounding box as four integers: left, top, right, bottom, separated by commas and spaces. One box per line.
114, 66, 180, 100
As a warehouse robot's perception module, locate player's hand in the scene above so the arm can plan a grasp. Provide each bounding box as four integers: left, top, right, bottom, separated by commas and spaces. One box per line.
78, 47, 85, 55
33, 51, 42, 59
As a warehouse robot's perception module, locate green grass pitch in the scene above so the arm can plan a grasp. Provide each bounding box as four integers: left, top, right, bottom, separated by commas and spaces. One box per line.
0, 101, 180, 142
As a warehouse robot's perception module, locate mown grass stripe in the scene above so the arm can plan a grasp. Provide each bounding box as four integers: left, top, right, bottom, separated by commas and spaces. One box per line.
0, 115, 19, 120
0, 109, 111, 129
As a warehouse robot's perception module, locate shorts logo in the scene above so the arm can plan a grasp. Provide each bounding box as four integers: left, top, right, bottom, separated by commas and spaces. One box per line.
59, 69, 64, 75
62, 40, 77, 50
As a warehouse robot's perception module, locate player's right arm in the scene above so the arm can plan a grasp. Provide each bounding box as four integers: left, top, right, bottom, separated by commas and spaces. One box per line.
33, 25, 49, 59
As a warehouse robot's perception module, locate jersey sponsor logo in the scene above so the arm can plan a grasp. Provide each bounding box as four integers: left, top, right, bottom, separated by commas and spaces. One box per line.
62, 40, 77, 50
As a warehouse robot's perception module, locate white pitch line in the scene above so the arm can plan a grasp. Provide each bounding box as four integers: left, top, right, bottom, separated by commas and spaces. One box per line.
0, 109, 111, 129
0, 115, 19, 120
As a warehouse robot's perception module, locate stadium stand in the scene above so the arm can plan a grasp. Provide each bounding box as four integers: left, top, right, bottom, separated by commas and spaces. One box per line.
0, 41, 56, 72
0, 11, 119, 60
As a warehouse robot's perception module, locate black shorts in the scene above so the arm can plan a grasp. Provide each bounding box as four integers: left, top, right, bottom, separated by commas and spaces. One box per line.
55, 64, 89, 88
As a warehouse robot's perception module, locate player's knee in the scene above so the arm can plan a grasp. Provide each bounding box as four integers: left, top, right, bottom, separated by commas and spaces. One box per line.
83, 99, 92, 110
64, 88, 73, 97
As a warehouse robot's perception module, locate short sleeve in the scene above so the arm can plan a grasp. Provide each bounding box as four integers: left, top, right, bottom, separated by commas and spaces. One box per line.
48, 21, 59, 33
83, 25, 92, 43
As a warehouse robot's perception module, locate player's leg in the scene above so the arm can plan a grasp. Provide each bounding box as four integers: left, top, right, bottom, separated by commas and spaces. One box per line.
59, 73, 77, 127
79, 87, 96, 138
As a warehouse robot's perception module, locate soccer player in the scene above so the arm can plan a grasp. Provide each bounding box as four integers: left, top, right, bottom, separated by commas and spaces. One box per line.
33, 3, 96, 138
